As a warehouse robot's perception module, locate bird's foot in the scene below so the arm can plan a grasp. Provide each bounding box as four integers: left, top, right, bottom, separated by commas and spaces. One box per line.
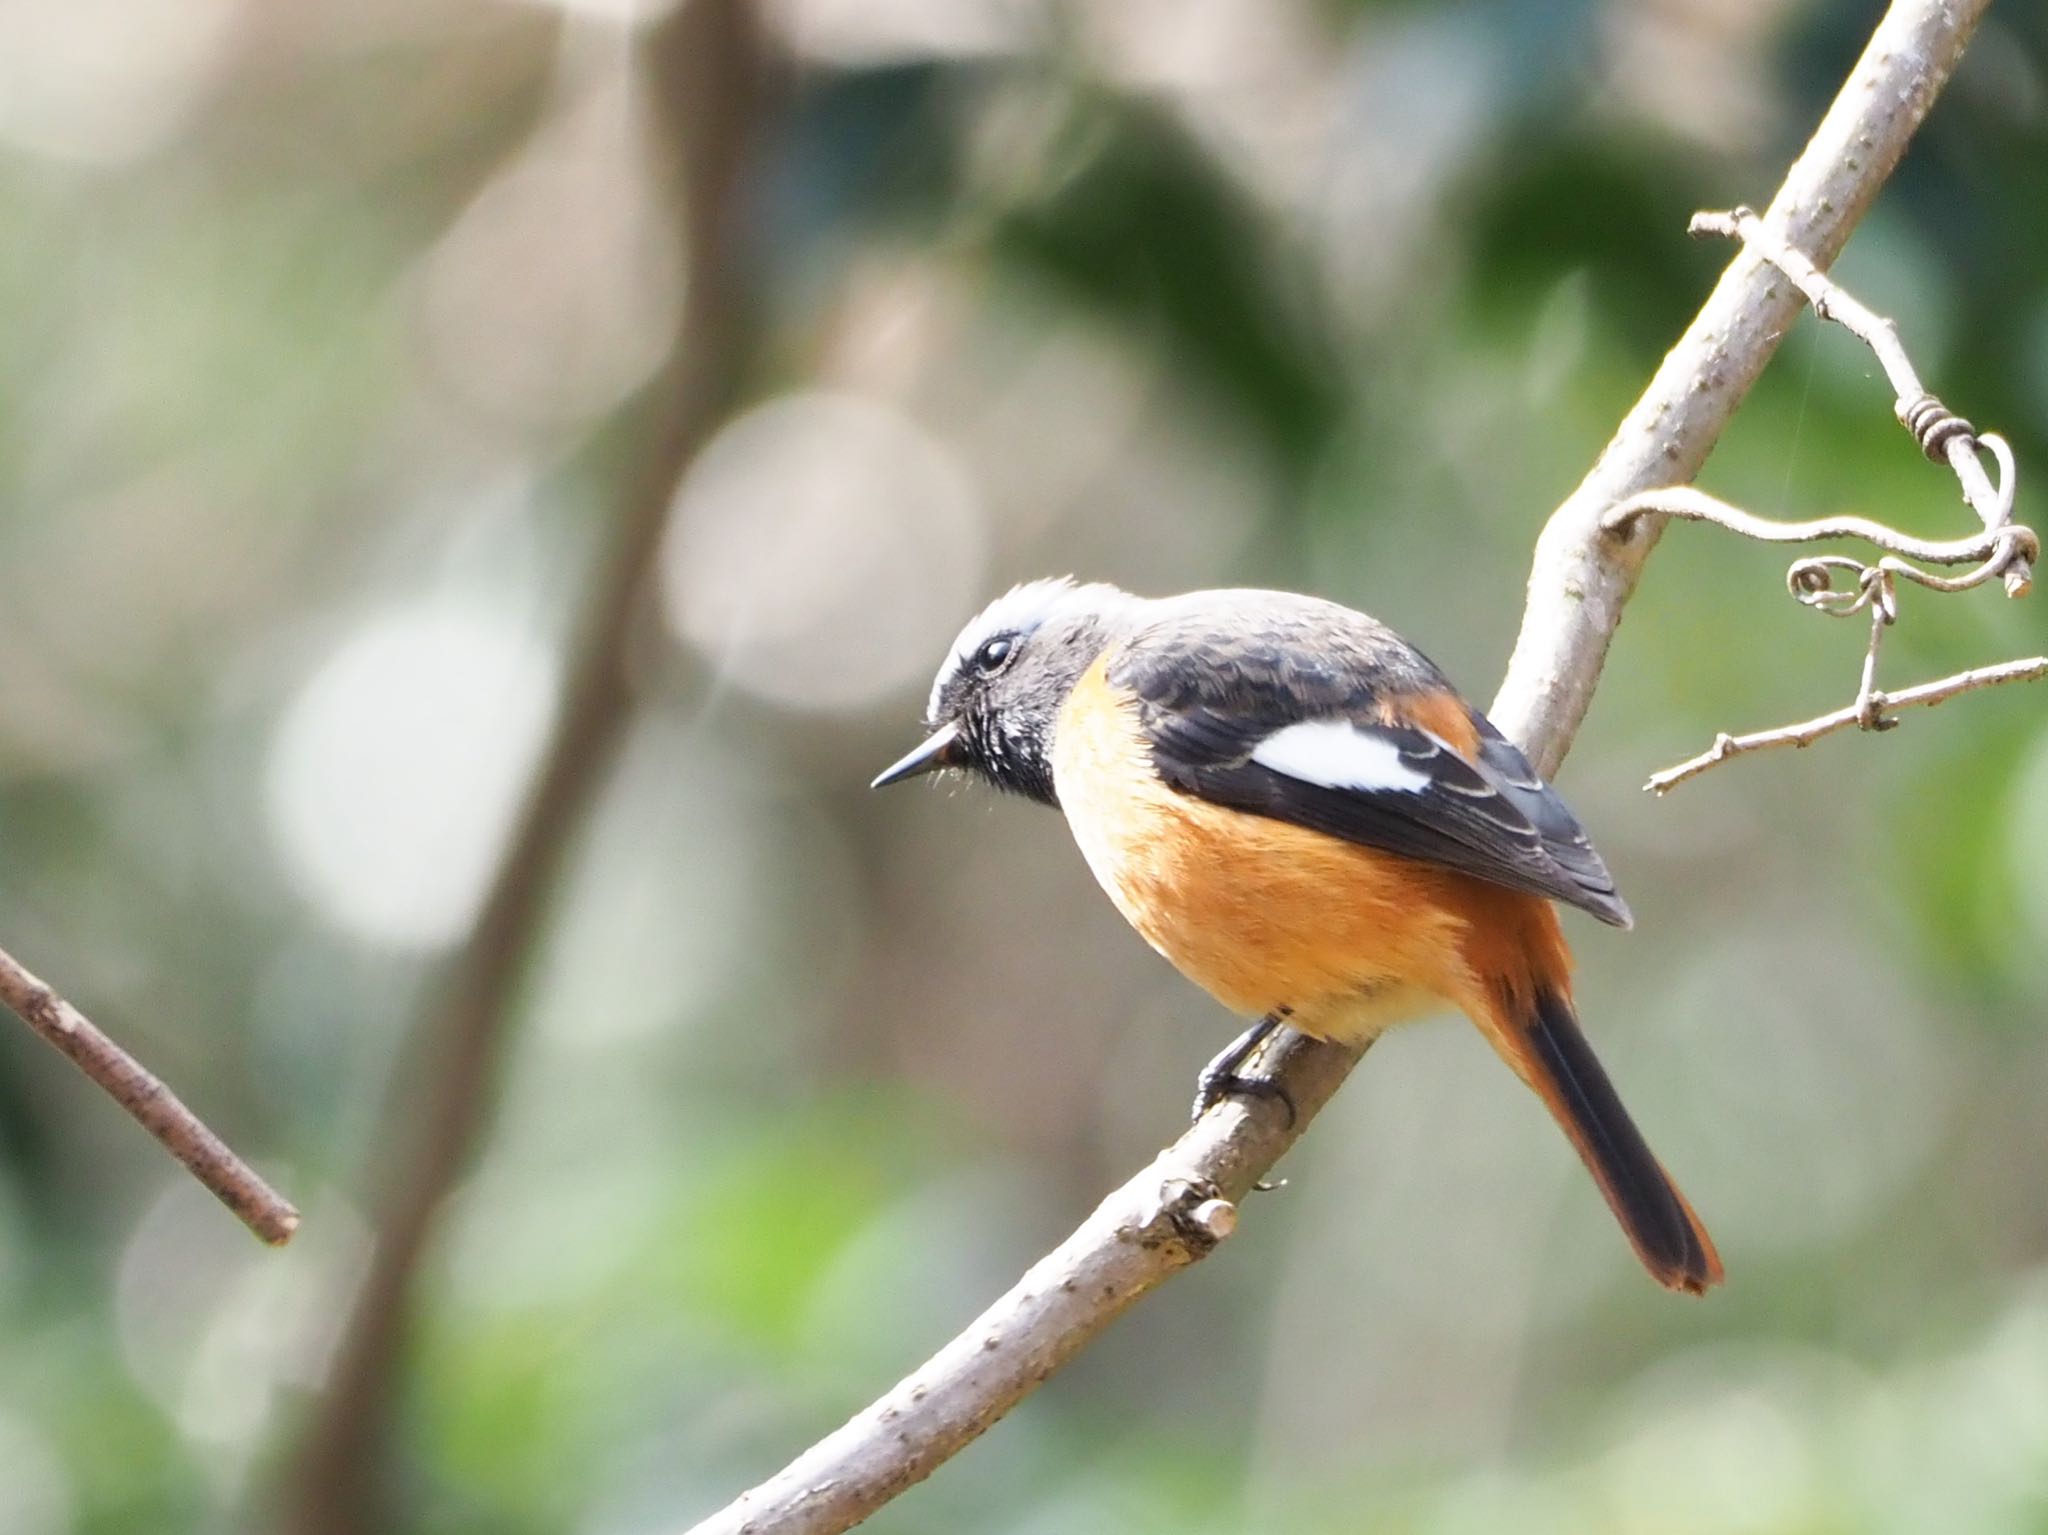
1190, 1069, 1297, 1129
1189, 1012, 1297, 1127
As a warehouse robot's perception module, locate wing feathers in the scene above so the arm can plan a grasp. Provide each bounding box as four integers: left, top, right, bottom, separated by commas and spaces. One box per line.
1141, 700, 1630, 927
1249, 721, 1432, 794
1104, 600, 1631, 926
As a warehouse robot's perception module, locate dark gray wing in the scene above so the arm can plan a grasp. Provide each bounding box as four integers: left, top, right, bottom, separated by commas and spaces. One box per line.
1108, 594, 1631, 927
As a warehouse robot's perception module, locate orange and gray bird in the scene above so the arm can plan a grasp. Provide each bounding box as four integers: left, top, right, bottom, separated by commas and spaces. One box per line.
873, 579, 1722, 1295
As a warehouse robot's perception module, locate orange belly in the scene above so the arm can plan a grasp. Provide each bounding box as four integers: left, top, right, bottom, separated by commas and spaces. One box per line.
1050, 659, 1564, 1041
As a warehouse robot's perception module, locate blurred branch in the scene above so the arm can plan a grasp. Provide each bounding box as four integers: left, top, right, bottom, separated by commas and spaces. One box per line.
1601, 206, 2038, 792
0, 941, 298, 1244
281, 6, 768, 1533
681, 1, 1989, 1531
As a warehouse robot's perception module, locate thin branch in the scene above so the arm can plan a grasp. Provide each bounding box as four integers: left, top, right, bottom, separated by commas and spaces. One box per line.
0, 941, 298, 1244
1600, 217, 2040, 792
280, 6, 768, 1533
680, 2, 1990, 1532
1646, 655, 2048, 793
1606, 482, 2038, 620
1492, 9, 1989, 772
1853, 604, 1891, 727
1691, 204, 2032, 597
1604, 484, 2029, 575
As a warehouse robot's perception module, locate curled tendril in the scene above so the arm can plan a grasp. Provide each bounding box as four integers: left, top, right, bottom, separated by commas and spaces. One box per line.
1606, 431, 2034, 634
1788, 555, 1898, 620
1899, 394, 1978, 463
1783, 522, 2039, 625
1639, 208, 2043, 796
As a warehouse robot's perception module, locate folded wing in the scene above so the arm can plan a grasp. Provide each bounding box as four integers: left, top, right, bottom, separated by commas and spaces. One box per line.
1110, 610, 1631, 927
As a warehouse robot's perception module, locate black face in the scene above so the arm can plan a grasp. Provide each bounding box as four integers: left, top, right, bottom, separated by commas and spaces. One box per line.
874, 579, 1139, 808
930, 630, 1020, 728
929, 623, 1066, 804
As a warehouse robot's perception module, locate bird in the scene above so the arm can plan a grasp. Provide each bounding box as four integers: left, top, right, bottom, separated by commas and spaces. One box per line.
872, 578, 1722, 1295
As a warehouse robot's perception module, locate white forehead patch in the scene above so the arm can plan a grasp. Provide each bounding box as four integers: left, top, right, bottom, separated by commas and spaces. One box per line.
1251, 721, 1431, 793
947, 577, 1078, 665
928, 577, 1131, 719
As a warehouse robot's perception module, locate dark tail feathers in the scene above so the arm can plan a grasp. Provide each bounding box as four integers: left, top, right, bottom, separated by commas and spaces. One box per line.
1525, 990, 1723, 1295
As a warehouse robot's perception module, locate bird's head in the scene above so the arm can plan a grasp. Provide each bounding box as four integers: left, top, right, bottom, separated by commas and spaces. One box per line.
872, 577, 1141, 805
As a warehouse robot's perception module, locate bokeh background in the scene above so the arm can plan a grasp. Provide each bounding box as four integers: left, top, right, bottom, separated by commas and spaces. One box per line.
2, 0, 2046, 1531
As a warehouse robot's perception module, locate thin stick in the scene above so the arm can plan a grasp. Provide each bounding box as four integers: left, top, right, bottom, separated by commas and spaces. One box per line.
0, 942, 297, 1244
1646, 655, 2048, 794
1853, 604, 1890, 728
1691, 205, 2031, 597
1604, 260, 2039, 789
681, 2, 1990, 1532
1603, 484, 2028, 572
1491, 5, 1986, 773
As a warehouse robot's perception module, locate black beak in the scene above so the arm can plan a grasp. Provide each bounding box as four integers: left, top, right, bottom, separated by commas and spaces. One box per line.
871, 722, 963, 789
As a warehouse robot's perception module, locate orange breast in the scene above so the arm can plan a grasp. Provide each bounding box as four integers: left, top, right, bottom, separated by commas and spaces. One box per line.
1049, 659, 1568, 1042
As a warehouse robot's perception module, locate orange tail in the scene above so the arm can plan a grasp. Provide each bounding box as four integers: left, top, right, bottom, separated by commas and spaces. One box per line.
1502, 988, 1723, 1294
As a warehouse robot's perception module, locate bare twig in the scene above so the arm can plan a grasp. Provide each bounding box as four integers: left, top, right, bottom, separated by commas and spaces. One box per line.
681, 2, 1989, 1532
0, 942, 298, 1244
1601, 216, 2041, 792
1691, 205, 2032, 597
1597, 489, 2031, 593
280, 6, 768, 1533
1853, 604, 1891, 728
1646, 655, 2048, 793
1605, 479, 2039, 679
1491, 4, 1986, 773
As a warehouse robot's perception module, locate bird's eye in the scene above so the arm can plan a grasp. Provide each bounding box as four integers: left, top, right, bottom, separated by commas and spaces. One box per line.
974, 635, 1014, 674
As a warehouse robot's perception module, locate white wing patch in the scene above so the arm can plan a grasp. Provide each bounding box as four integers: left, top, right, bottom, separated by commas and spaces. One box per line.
1250, 721, 1431, 793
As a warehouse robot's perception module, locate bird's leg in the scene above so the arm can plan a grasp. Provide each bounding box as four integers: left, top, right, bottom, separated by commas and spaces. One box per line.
1191, 1010, 1296, 1127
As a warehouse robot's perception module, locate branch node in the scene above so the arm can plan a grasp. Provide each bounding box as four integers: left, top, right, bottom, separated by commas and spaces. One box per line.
1185, 1197, 1240, 1245
1156, 1175, 1235, 1253
1689, 205, 1752, 239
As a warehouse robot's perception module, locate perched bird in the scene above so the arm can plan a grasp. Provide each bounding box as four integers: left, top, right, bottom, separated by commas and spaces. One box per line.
874, 579, 1721, 1295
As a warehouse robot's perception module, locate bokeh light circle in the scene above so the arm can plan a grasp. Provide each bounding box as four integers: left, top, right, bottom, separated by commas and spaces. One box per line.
264, 599, 557, 949
659, 390, 987, 712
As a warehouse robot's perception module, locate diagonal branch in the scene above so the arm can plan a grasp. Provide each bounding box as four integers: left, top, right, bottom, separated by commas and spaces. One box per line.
0, 941, 298, 1244
679, 1, 1991, 1532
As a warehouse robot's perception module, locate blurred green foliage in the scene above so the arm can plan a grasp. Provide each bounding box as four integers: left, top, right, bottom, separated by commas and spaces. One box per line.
0, 2, 2045, 1533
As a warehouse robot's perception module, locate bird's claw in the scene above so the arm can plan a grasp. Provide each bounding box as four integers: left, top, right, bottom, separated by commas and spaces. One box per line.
1190, 1070, 1297, 1129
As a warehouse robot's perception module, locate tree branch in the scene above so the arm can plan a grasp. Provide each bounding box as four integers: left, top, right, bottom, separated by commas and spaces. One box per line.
280, 6, 768, 1532
1605, 483, 2030, 580
1609, 480, 2040, 793
1596, 202, 2038, 793
1645, 654, 2048, 792
680, 1, 1991, 1532
1690, 204, 2032, 597
0, 941, 298, 1244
